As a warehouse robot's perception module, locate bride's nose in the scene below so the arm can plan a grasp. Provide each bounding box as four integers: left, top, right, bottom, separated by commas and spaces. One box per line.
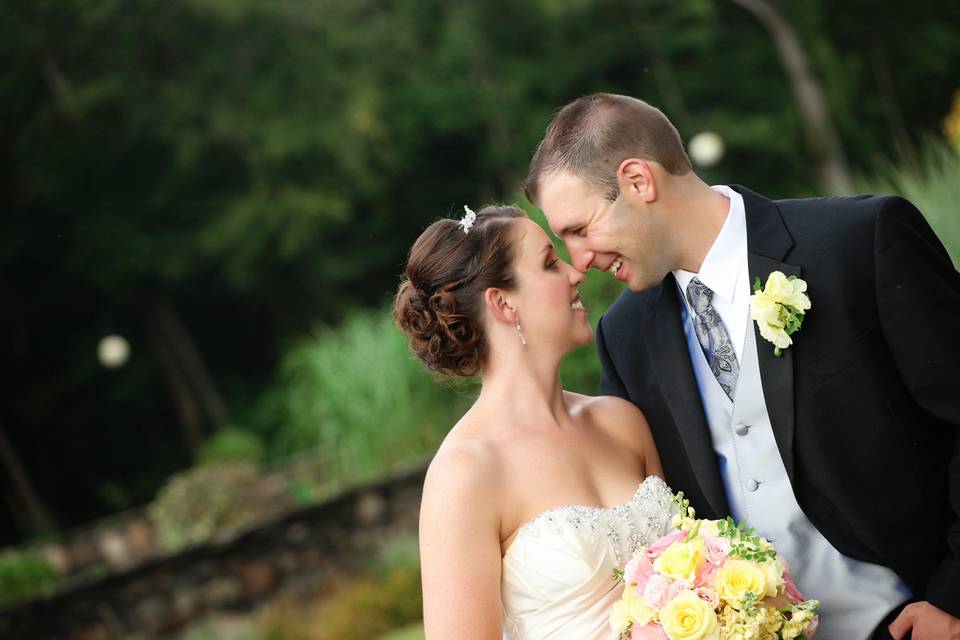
567, 262, 585, 286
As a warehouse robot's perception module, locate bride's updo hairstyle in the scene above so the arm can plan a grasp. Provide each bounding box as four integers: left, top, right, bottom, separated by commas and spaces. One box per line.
394, 205, 526, 377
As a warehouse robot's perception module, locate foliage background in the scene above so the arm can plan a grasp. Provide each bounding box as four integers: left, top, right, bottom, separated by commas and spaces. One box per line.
1, 0, 959, 547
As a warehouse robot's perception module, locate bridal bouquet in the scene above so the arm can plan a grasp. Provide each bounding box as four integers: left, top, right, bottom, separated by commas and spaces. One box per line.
609, 494, 819, 640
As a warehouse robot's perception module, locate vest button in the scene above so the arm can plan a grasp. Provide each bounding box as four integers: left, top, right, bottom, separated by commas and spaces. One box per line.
734, 424, 750, 436
746, 479, 760, 492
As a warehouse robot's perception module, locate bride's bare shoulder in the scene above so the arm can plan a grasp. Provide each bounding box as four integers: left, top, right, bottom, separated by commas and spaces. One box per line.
428, 437, 500, 486
565, 392, 662, 473
564, 391, 648, 427
422, 424, 503, 515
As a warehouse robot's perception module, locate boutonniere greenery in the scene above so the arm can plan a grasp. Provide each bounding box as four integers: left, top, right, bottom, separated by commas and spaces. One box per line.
749, 271, 811, 357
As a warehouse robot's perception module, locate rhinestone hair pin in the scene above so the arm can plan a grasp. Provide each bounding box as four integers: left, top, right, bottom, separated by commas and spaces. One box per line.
459, 205, 477, 234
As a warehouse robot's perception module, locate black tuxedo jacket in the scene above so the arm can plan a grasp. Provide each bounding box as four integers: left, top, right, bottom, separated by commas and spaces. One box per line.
596, 186, 960, 616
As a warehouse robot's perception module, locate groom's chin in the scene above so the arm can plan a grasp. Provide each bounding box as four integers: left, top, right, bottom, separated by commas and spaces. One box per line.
625, 270, 666, 293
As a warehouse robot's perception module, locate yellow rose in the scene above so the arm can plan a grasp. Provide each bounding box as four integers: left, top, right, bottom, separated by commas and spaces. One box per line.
609, 586, 657, 631
749, 293, 792, 349
654, 539, 706, 582
714, 559, 768, 608
660, 590, 719, 640
750, 271, 811, 355
759, 559, 784, 598
624, 585, 656, 624
761, 272, 811, 311
697, 519, 721, 538
609, 600, 633, 634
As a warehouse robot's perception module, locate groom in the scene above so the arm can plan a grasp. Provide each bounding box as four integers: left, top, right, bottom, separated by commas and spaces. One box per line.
524, 93, 960, 639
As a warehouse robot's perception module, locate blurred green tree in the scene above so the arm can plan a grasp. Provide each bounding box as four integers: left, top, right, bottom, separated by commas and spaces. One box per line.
0, 0, 956, 543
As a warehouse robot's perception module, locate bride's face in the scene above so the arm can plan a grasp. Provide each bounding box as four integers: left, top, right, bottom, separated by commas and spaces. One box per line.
508, 219, 592, 352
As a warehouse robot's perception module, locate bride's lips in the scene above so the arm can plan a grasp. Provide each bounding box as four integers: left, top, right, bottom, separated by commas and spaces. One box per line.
571, 293, 587, 312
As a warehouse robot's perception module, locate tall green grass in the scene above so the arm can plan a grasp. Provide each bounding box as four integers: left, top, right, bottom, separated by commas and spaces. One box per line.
256, 312, 475, 481
855, 141, 960, 267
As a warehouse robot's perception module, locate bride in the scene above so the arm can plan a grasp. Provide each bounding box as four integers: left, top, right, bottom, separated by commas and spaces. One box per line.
394, 204, 677, 639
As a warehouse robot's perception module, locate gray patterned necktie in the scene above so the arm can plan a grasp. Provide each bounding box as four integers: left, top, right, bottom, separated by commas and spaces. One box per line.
686, 277, 739, 400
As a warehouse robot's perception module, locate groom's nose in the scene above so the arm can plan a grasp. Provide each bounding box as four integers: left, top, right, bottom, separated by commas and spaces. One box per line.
569, 246, 594, 274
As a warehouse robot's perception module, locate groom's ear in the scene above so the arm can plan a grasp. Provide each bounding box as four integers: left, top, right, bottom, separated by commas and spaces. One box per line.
483, 287, 517, 325
617, 159, 657, 203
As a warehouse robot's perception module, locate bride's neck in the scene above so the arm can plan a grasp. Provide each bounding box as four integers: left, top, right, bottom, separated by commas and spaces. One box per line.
477, 350, 569, 428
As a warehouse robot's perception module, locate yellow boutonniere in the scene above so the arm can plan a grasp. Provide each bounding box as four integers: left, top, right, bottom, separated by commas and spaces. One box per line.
749, 271, 811, 357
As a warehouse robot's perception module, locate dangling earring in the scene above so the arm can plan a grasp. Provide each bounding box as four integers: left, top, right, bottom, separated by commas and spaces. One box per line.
516, 317, 527, 347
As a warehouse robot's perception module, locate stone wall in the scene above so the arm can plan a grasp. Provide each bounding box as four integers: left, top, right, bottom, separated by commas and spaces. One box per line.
24, 459, 322, 582
31, 507, 158, 581
0, 461, 427, 640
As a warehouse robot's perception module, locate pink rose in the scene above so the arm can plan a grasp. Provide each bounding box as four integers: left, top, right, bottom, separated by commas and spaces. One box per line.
631, 622, 668, 640
695, 559, 720, 587
694, 586, 720, 609
703, 534, 731, 565
667, 579, 692, 601
783, 570, 807, 605
643, 574, 672, 609
644, 529, 688, 560
624, 553, 656, 591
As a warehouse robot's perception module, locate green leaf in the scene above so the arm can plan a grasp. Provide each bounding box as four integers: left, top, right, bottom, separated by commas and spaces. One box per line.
753, 276, 762, 292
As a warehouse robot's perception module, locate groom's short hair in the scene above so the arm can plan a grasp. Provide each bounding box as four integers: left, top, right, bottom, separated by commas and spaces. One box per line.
524, 93, 691, 204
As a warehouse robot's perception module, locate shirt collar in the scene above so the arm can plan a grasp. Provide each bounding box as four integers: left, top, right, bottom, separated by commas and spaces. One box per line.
672, 185, 747, 304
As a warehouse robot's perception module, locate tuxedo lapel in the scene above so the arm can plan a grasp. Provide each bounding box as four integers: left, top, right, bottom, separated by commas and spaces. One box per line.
736, 186, 800, 484
643, 278, 729, 516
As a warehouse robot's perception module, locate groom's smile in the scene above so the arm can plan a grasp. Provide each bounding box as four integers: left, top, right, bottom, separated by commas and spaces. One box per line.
606, 256, 624, 277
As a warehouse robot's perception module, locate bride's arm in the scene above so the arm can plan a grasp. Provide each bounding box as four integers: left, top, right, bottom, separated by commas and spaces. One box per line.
419, 446, 504, 639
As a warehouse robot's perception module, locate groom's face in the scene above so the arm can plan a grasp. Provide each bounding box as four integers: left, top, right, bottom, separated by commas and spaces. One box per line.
537, 170, 663, 292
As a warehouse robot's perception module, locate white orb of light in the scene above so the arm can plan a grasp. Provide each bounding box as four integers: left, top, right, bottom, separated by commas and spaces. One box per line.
98, 335, 130, 369
688, 131, 725, 168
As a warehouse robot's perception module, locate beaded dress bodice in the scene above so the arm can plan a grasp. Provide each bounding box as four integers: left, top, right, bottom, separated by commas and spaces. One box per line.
501, 475, 675, 639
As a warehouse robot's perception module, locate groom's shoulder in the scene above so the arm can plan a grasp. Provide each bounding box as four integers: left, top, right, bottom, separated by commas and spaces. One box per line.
601, 281, 665, 330
762, 193, 921, 250
773, 192, 910, 230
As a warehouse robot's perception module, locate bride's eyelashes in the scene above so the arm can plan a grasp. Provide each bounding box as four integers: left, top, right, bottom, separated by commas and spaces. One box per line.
544, 248, 560, 270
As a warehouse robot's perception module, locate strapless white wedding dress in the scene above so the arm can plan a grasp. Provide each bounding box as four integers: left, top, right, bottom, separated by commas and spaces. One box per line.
501, 475, 676, 639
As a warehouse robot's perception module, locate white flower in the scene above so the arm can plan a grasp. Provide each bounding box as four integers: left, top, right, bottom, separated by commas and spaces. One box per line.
749, 271, 811, 356
459, 205, 477, 233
